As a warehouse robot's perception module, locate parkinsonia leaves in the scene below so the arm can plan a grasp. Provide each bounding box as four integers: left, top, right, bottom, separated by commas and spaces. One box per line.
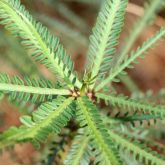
96, 28, 165, 91
0, 0, 81, 88
0, 0, 165, 165
86, 0, 128, 88
0, 73, 70, 102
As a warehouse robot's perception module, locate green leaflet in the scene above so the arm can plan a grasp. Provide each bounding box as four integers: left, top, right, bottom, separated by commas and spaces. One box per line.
96, 93, 165, 117
0, 0, 81, 89
0, 126, 28, 150
0, 73, 70, 103
115, 114, 162, 126
63, 129, 90, 165
20, 97, 74, 143
113, 0, 164, 67
0, 97, 74, 149
76, 97, 121, 165
86, 0, 128, 88
108, 131, 165, 165
101, 109, 163, 129
131, 88, 165, 103
111, 0, 164, 94
96, 28, 165, 91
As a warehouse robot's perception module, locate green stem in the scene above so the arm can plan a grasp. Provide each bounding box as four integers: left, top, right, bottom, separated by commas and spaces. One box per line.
0, 83, 70, 95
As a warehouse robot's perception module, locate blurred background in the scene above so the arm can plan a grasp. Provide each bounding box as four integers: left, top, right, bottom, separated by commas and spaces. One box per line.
0, 0, 165, 164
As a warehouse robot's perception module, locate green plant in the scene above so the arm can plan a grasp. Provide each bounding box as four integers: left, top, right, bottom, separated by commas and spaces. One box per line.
0, 0, 165, 164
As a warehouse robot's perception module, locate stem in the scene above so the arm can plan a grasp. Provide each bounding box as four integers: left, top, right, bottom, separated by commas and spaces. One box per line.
0, 83, 70, 95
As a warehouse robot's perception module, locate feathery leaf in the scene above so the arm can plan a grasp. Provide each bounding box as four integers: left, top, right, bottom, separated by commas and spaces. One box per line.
109, 130, 165, 165
86, 0, 128, 87
96, 28, 165, 91
96, 93, 165, 117
0, 73, 70, 103
76, 97, 121, 165
113, 0, 164, 67
0, 97, 74, 149
0, 0, 81, 88
20, 97, 74, 144
64, 129, 90, 165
